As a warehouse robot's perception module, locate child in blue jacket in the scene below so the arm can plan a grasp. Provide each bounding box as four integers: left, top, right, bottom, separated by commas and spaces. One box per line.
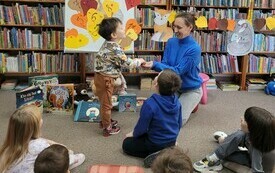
122, 69, 182, 167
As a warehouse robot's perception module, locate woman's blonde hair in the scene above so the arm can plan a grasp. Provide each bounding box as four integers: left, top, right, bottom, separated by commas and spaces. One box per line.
0, 105, 42, 172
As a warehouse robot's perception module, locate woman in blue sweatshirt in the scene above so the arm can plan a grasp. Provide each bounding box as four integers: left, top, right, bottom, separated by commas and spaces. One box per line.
122, 69, 182, 167
142, 12, 202, 126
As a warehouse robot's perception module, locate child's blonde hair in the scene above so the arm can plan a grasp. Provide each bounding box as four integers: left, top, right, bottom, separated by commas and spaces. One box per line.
0, 105, 42, 172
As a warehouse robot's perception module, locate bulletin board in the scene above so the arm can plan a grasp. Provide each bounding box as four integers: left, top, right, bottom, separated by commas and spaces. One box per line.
64, 0, 140, 53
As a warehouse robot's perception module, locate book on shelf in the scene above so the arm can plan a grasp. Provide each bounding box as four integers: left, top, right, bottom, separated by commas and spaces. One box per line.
118, 94, 137, 112
44, 84, 74, 115
74, 101, 101, 122
28, 74, 59, 101
247, 78, 267, 84
206, 74, 217, 90
216, 81, 240, 91
1, 79, 18, 90
16, 86, 43, 113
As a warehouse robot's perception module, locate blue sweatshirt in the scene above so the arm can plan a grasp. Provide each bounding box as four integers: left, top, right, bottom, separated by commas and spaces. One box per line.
152, 36, 202, 91
133, 93, 182, 146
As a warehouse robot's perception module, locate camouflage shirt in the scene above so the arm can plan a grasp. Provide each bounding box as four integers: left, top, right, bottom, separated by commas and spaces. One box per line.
95, 41, 130, 76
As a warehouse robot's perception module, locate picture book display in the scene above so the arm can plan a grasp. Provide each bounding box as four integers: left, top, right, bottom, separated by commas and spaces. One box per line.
74, 101, 101, 122
16, 86, 43, 113
118, 94, 136, 112
44, 84, 74, 115
28, 74, 59, 101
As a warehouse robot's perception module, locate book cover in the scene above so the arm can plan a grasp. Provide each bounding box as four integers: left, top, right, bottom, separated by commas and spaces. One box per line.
74, 101, 101, 122
28, 74, 59, 101
44, 83, 74, 115
247, 78, 267, 84
16, 86, 43, 113
118, 94, 136, 112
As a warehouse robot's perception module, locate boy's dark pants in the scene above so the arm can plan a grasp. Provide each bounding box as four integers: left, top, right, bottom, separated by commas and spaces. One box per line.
94, 73, 114, 128
122, 134, 175, 158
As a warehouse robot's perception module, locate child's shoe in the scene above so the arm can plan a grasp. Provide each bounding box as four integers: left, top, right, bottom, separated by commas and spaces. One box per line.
144, 151, 161, 168
69, 153, 85, 170
99, 119, 118, 129
193, 157, 223, 172
103, 125, 120, 137
213, 131, 228, 143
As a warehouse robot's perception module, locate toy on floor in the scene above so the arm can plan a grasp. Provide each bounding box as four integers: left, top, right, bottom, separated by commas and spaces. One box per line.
265, 80, 275, 96
74, 83, 93, 105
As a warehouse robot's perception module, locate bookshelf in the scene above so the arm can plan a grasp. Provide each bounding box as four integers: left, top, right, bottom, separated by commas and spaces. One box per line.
0, 0, 83, 84
1, 0, 274, 91
170, 0, 275, 90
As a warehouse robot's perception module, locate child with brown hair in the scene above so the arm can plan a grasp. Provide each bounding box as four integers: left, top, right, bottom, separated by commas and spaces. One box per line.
94, 17, 144, 136
122, 69, 182, 167
193, 106, 275, 172
34, 144, 69, 173
0, 105, 85, 173
151, 146, 192, 173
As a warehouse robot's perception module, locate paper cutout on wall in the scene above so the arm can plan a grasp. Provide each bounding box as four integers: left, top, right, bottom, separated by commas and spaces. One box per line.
217, 19, 228, 30
80, 0, 98, 15
208, 17, 217, 30
195, 16, 208, 28
253, 18, 266, 31
119, 19, 141, 49
168, 10, 177, 25
125, 0, 141, 10
227, 19, 235, 31
103, 0, 119, 17
65, 0, 135, 52
71, 13, 87, 29
151, 9, 173, 42
227, 20, 254, 56
64, 29, 89, 48
266, 17, 275, 30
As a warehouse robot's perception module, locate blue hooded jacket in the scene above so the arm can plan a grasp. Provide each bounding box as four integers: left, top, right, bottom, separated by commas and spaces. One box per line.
152, 36, 202, 91
133, 93, 182, 145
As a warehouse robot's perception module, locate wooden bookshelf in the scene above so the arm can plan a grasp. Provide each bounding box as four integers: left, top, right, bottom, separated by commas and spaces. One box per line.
1, 0, 274, 90
0, 0, 84, 84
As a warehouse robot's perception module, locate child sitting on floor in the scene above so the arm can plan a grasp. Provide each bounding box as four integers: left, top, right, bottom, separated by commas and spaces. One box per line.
193, 106, 275, 172
0, 105, 85, 173
34, 144, 70, 173
151, 146, 192, 173
122, 69, 182, 167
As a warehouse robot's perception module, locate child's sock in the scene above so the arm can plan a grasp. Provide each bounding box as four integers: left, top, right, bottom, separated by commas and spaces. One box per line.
208, 153, 219, 162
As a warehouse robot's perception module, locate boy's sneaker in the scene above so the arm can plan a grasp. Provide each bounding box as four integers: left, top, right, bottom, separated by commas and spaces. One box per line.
99, 119, 118, 129
213, 131, 228, 143
144, 151, 161, 168
69, 153, 85, 170
103, 125, 120, 137
193, 157, 223, 172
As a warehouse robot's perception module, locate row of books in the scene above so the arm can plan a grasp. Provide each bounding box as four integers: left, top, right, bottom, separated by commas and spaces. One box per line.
248, 54, 275, 74
193, 31, 227, 52
253, 34, 275, 52
141, 0, 167, 4
200, 54, 239, 74
135, 30, 166, 51
0, 4, 64, 25
171, 0, 275, 8
0, 52, 80, 73
0, 27, 64, 49
135, 8, 155, 28
174, 8, 247, 21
